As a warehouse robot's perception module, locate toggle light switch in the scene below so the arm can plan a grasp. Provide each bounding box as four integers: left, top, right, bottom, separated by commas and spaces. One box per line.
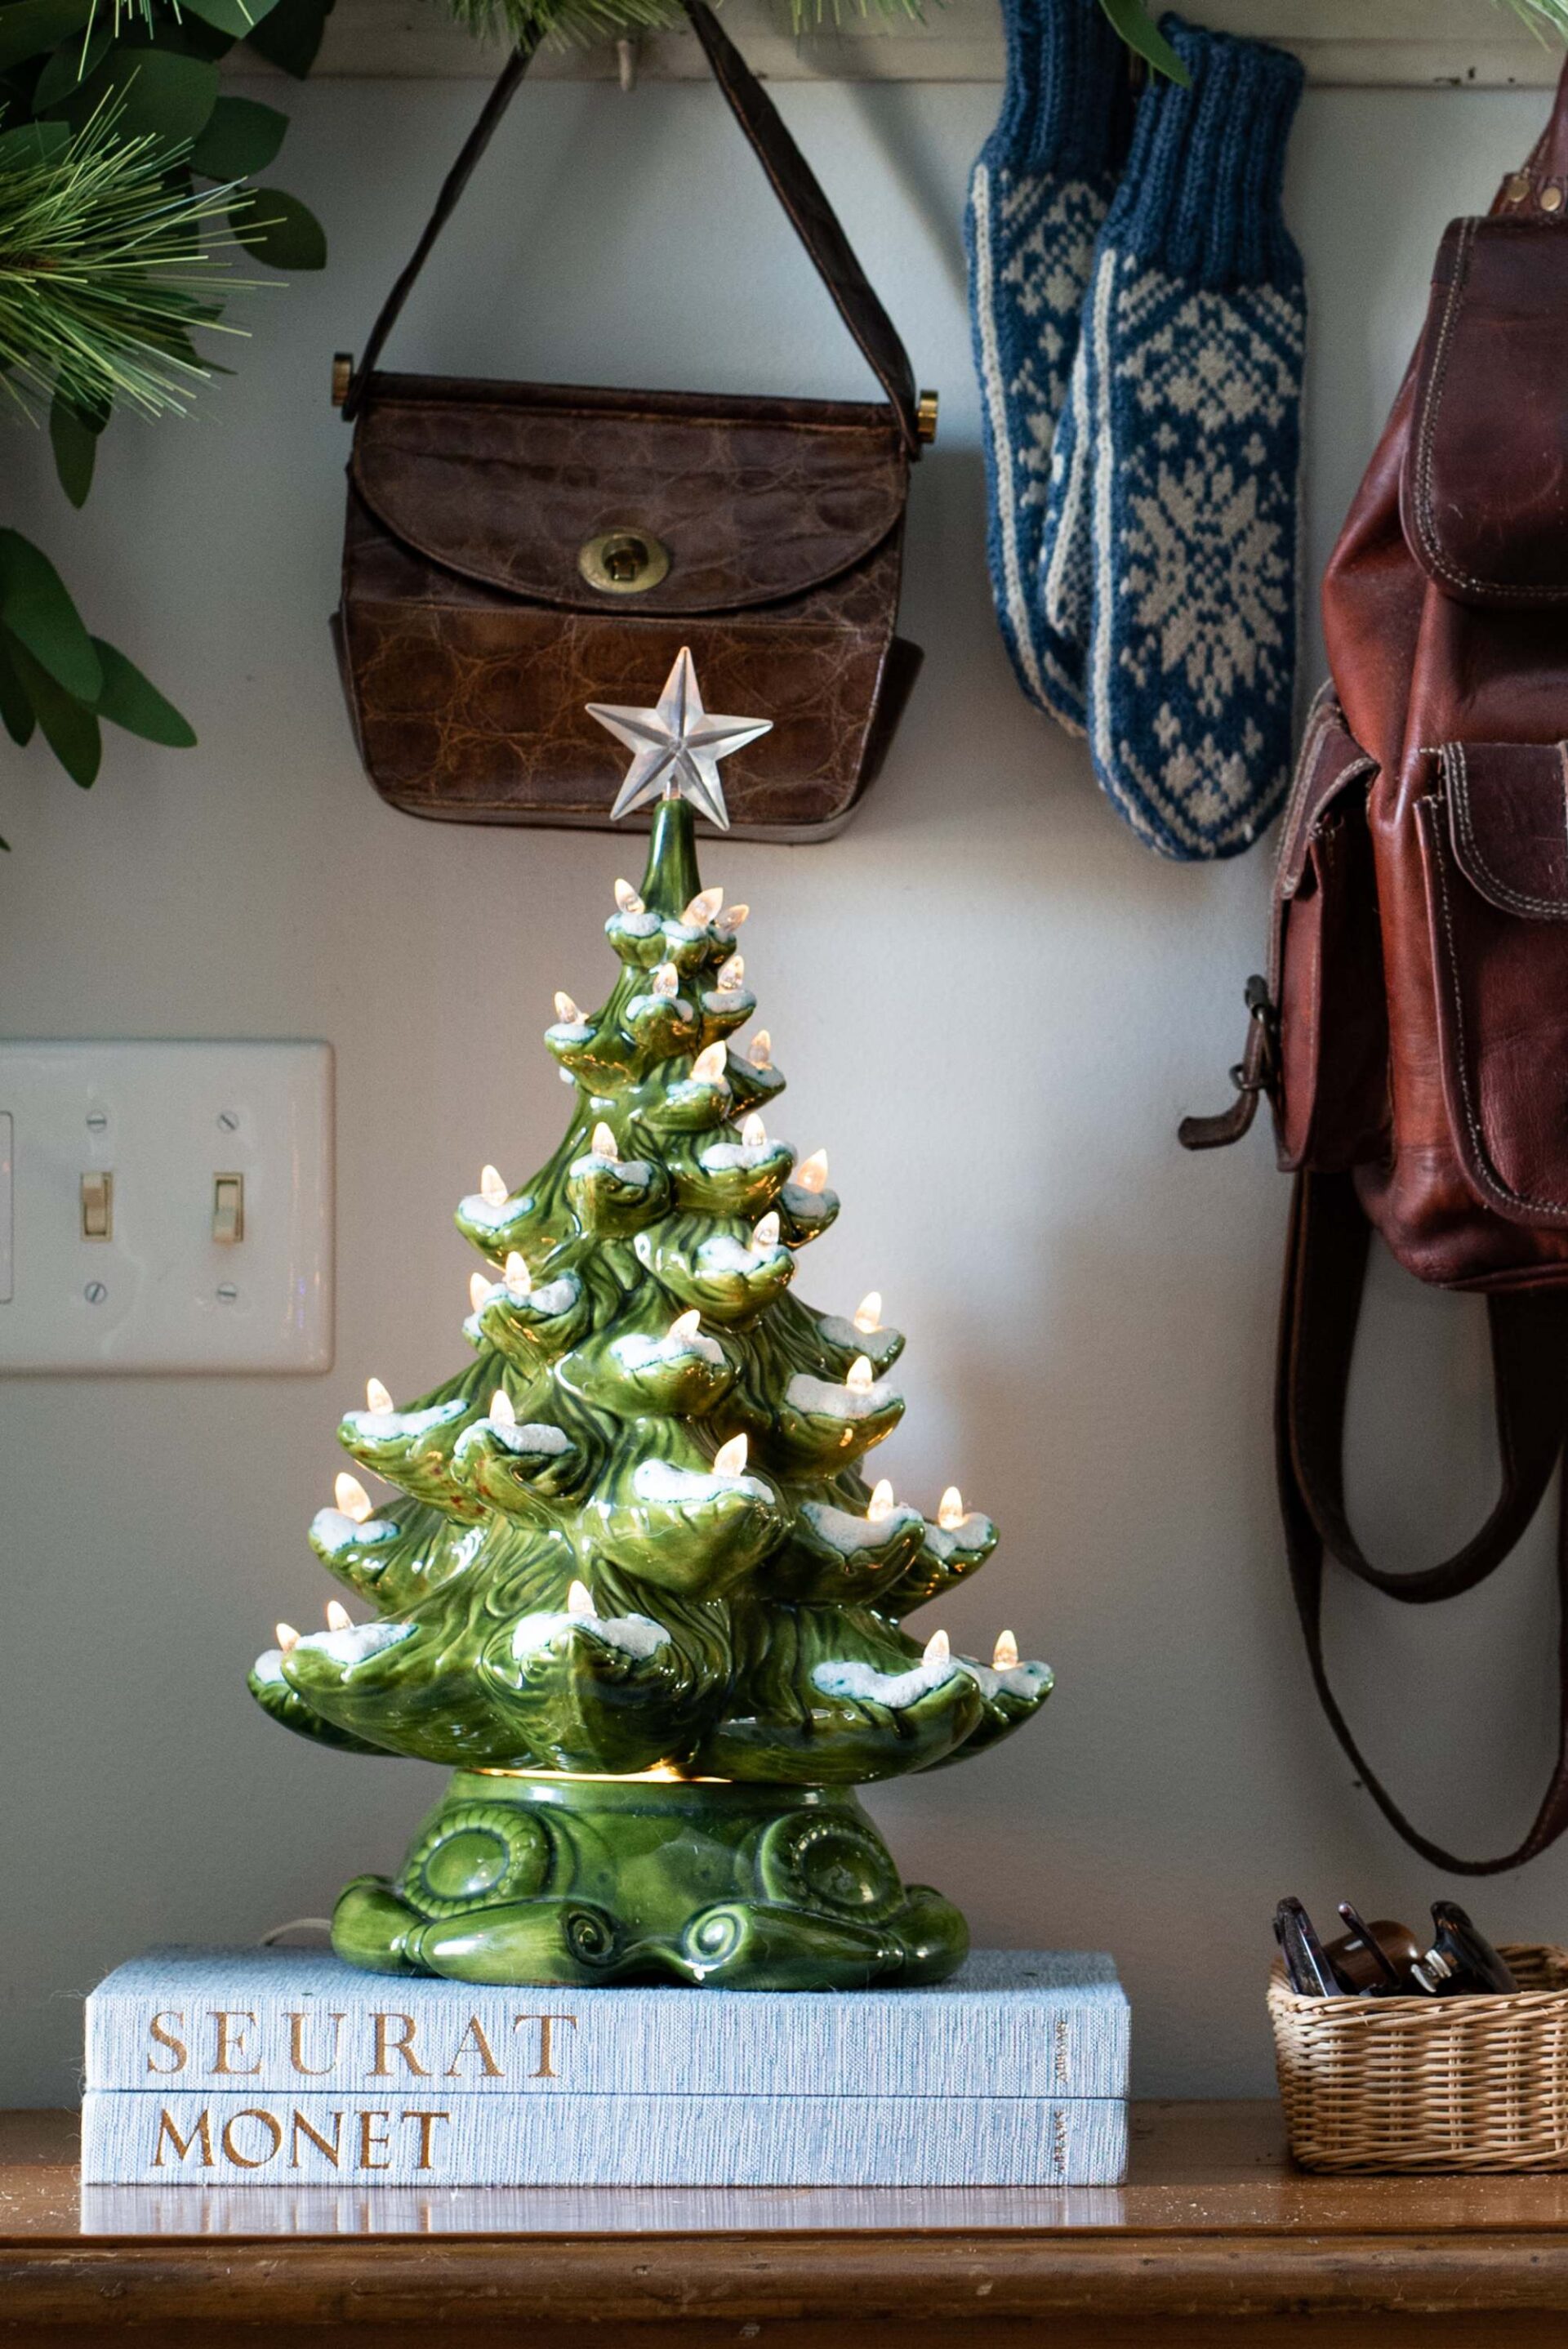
81, 1170, 113, 1241
0, 1040, 332, 1373
212, 1174, 244, 1246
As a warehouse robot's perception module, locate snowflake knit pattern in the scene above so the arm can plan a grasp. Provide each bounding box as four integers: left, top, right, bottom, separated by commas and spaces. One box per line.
965, 0, 1130, 733
1080, 17, 1306, 860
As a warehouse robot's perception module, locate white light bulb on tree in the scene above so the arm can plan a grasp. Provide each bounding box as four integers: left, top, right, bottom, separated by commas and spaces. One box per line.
748, 1030, 773, 1069
845, 1355, 875, 1394
713, 1433, 748, 1476
590, 1121, 620, 1161
568, 1580, 598, 1621
275, 1621, 300, 1655
669, 1309, 702, 1342
795, 1150, 829, 1194
722, 903, 749, 929
741, 1111, 767, 1149
334, 1473, 372, 1523
682, 886, 724, 926
993, 1629, 1019, 1671
923, 1629, 951, 1668
469, 1271, 491, 1313
504, 1250, 532, 1299
365, 1376, 394, 1416
479, 1164, 508, 1209
326, 1598, 353, 1633
716, 952, 744, 992
938, 1487, 965, 1531
867, 1478, 895, 1523
554, 991, 581, 1023
614, 877, 644, 915
692, 1042, 728, 1085
651, 963, 679, 999
491, 1388, 516, 1429
753, 1210, 781, 1250
853, 1291, 883, 1335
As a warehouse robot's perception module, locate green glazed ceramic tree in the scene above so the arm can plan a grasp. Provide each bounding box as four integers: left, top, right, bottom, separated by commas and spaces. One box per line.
251, 653, 1052, 1989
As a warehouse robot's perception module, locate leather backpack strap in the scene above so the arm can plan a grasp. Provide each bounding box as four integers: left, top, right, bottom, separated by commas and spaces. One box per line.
1496, 50, 1568, 204
1277, 1169, 1568, 1874
342, 5, 921, 450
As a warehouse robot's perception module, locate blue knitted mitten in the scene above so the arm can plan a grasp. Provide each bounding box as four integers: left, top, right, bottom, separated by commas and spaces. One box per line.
1080, 17, 1306, 859
1040, 328, 1093, 654
966, 0, 1129, 733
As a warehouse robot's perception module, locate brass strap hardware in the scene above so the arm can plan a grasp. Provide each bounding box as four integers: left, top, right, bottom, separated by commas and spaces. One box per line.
916, 387, 939, 446
331, 352, 354, 409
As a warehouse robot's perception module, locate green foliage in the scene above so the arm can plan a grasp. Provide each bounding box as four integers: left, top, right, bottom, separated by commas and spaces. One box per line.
190, 95, 287, 178
49, 387, 107, 506
0, 524, 194, 833
1501, 0, 1568, 35
0, 0, 329, 818
231, 181, 327, 266
0, 106, 247, 424
91, 635, 197, 746
242, 0, 336, 78
1097, 0, 1187, 83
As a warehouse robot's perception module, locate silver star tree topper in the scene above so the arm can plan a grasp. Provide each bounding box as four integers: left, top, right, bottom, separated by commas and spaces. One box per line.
587, 648, 772, 832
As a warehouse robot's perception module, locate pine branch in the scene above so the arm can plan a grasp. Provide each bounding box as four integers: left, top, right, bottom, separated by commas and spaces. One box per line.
438, 0, 922, 47
0, 105, 247, 422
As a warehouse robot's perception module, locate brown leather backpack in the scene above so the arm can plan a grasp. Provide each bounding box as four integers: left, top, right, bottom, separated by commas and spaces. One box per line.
1184, 63, 1568, 1874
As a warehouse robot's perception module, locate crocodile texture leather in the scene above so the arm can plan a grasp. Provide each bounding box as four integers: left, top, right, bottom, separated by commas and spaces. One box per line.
350, 381, 909, 619
339, 381, 915, 837
333, 5, 924, 840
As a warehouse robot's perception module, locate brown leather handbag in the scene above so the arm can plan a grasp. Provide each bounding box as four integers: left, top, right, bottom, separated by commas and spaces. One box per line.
1184, 60, 1568, 1874
331, 3, 930, 841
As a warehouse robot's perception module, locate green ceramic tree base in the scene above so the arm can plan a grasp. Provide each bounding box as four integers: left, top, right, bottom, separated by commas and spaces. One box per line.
332, 1771, 969, 1990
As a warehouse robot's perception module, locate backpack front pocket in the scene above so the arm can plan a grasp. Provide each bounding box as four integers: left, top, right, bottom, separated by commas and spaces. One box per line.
1419, 740, 1568, 1225
1269, 690, 1383, 1171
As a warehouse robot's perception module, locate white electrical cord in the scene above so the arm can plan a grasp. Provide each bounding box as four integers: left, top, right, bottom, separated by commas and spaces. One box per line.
258, 1918, 333, 1945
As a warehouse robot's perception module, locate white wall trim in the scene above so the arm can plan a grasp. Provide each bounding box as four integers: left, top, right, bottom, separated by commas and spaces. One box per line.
274, 0, 1566, 86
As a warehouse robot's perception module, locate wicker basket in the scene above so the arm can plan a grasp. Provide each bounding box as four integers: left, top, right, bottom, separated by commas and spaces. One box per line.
1269, 1945, 1568, 2172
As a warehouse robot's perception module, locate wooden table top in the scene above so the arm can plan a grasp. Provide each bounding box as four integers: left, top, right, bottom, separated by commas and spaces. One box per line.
5, 2100, 1568, 2346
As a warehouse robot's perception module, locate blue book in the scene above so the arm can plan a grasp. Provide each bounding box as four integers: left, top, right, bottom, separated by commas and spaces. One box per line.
79, 2087, 1128, 2186
81, 1948, 1129, 2187
85, 1947, 1129, 2100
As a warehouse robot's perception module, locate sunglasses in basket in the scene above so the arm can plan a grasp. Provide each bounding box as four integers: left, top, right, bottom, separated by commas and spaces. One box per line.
1273, 1897, 1517, 2000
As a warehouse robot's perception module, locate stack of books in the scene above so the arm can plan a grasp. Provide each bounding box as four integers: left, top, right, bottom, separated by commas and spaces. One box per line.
81, 1946, 1129, 2186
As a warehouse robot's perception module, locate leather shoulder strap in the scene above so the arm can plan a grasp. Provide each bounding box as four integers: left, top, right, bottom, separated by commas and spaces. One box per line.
680, 2, 918, 449
1277, 1170, 1568, 1875
342, 2, 921, 452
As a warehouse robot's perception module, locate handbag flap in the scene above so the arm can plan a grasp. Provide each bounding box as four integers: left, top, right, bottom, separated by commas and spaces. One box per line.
1402, 216, 1568, 608
1441, 740, 1568, 920
350, 377, 909, 616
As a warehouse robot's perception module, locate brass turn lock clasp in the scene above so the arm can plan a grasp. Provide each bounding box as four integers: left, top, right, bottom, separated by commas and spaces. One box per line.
578, 528, 671, 595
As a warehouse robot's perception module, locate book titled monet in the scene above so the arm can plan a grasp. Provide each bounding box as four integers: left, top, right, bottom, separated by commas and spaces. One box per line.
81, 1947, 1129, 2187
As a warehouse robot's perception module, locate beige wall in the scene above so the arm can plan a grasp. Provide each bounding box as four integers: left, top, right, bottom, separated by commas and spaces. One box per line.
0, 77, 1556, 2103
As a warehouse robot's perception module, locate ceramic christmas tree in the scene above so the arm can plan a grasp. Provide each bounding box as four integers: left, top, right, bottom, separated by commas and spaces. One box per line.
251, 653, 1052, 1989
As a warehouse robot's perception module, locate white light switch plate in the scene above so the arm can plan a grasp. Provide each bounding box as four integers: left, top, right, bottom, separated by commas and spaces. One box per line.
0, 1041, 333, 1374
